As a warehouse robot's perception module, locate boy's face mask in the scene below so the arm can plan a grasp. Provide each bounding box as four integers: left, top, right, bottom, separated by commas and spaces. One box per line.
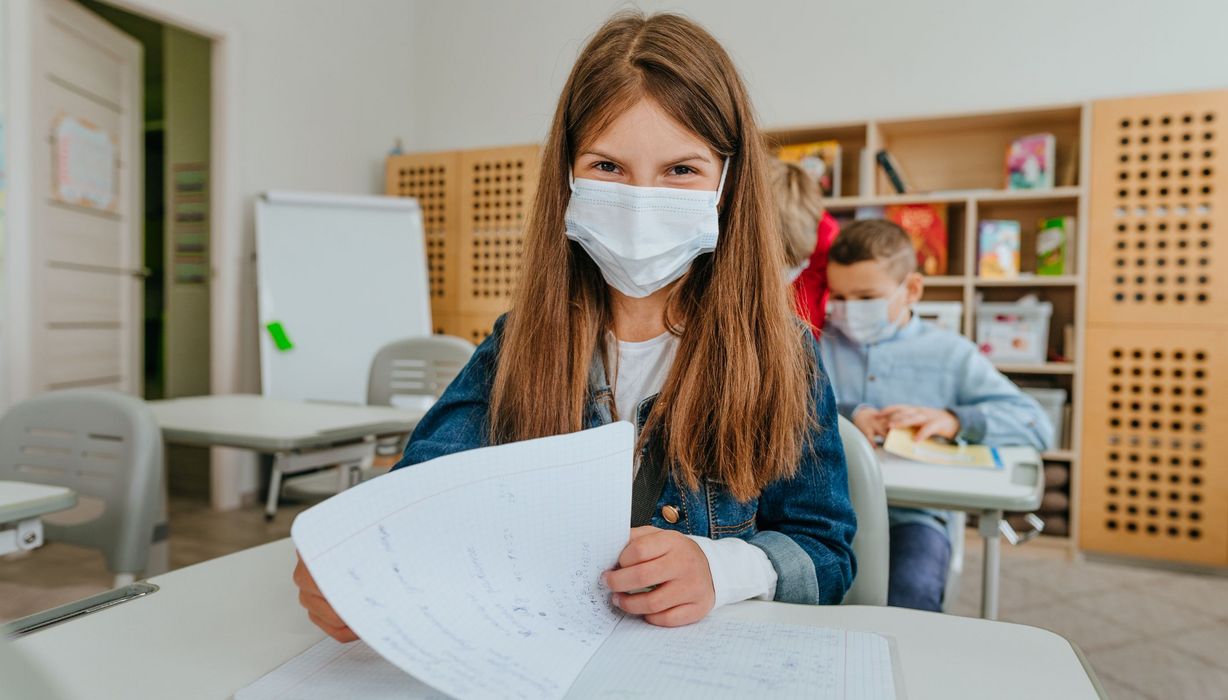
828, 281, 909, 345
563, 159, 729, 298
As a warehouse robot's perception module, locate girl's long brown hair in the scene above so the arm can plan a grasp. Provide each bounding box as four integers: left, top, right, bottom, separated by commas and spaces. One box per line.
489, 11, 816, 502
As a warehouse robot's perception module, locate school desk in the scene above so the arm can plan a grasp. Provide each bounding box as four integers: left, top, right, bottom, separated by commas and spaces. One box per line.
0, 481, 77, 556
880, 445, 1046, 620
10, 537, 1102, 699
148, 395, 426, 517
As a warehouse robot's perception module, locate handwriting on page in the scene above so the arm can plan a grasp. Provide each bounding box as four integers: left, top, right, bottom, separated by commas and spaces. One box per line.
567, 613, 897, 699
290, 422, 635, 700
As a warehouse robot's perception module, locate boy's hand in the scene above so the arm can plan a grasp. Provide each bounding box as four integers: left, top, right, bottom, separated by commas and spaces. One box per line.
604, 526, 714, 627
881, 404, 961, 442
852, 406, 889, 442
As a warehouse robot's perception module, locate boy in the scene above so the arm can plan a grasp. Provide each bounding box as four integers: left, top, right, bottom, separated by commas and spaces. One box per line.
819, 219, 1052, 612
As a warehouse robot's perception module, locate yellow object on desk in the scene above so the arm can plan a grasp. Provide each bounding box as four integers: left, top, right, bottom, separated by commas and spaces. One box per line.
883, 428, 1003, 469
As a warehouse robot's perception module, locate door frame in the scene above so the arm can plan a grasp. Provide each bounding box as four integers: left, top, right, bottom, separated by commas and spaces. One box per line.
3, 0, 251, 509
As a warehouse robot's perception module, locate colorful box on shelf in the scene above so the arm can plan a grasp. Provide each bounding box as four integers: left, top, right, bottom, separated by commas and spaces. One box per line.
978, 220, 1022, 278
976, 294, 1053, 365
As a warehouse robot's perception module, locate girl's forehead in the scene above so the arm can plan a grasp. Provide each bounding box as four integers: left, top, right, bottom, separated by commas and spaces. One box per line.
583, 98, 716, 161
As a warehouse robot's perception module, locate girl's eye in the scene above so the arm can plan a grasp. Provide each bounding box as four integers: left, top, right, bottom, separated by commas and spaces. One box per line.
669, 165, 695, 176
594, 161, 619, 173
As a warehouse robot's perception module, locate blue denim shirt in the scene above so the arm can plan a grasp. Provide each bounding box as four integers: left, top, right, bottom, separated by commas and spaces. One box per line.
820, 315, 1053, 535
395, 315, 857, 605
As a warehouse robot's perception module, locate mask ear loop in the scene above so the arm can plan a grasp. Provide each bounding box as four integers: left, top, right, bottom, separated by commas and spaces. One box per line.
713, 158, 731, 204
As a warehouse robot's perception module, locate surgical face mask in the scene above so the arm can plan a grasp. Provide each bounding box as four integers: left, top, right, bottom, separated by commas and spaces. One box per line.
785, 258, 810, 284
564, 160, 729, 298
828, 282, 908, 345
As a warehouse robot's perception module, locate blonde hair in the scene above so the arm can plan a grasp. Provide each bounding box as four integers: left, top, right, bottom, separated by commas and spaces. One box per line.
488, 11, 816, 501
769, 159, 824, 267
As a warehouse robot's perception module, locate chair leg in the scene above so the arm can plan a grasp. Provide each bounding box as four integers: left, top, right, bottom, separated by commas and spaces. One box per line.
265, 455, 285, 522
113, 572, 136, 587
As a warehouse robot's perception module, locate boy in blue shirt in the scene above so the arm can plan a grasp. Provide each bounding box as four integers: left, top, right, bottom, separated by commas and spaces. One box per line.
819, 219, 1052, 611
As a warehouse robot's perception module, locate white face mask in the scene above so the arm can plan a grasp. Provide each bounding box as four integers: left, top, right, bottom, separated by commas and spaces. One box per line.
564, 159, 729, 298
828, 282, 908, 345
785, 258, 810, 284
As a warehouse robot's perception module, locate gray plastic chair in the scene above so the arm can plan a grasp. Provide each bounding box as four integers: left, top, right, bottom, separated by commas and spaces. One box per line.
281, 335, 476, 504
942, 510, 967, 611
367, 335, 476, 406
0, 389, 165, 586
838, 415, 890, 606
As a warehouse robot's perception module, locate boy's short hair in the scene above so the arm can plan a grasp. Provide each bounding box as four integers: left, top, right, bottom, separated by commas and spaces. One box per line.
768, 160, 824, 266
829, 219, 917, 280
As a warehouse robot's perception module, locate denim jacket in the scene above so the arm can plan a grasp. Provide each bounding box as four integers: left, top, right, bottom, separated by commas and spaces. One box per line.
395, 315, 857, 605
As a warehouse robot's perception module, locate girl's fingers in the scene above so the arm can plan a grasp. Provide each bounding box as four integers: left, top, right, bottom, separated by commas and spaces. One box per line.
616, 530, 673, 568
613, 581, 689, 616
605, 554, 675, 593
308, 611, 357, 642
644, 602, 706, 628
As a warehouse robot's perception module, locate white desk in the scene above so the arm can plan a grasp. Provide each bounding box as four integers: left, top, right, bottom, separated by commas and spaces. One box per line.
0, 481, 77, 556
12, 538, 1101, 699
879, 446, 1045, 620
148, 395, 425, 516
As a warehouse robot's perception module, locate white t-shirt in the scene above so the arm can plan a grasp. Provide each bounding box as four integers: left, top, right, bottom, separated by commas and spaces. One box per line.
608, 330, 778, 607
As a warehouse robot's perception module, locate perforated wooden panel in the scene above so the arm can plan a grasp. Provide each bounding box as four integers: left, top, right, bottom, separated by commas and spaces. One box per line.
1080, 327, 1228, 565
434, 312, 502, 347
1088, 91, 1228, 325
458, 145, 540, 313
385, 152, 460, 320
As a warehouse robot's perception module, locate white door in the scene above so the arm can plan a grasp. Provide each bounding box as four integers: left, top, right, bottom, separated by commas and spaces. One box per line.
26, 0, 143, 395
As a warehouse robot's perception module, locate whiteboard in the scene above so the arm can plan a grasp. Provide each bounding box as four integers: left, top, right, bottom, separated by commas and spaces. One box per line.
255, 191, 431, 404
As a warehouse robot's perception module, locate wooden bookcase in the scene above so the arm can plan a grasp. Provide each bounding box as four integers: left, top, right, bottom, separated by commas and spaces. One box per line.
766, 104, 1092, 550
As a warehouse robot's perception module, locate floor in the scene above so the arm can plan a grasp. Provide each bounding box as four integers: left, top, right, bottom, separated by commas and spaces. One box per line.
3, 497, 1226, 700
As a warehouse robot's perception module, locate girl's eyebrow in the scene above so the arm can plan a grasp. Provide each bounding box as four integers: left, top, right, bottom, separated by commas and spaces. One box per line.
579, 150, 713, 166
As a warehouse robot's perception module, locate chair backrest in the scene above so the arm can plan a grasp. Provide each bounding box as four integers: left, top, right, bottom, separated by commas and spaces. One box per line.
838, 415, 890, 606
0, 389, 163, 576
367, 335, 476, 407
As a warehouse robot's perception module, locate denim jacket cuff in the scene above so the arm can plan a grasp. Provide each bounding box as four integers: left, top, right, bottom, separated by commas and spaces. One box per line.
747, 530, 820, 604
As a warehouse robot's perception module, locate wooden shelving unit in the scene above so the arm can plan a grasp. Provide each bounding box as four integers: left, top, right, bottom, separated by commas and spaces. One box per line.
767, 104, 1090, 548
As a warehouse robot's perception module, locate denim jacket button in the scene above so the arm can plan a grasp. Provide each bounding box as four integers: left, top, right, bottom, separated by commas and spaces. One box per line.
661, 505, 680, 524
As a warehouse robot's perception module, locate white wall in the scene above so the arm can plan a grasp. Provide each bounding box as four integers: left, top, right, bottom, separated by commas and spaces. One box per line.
111, 0, 418, 394
410, 0, 1228, 151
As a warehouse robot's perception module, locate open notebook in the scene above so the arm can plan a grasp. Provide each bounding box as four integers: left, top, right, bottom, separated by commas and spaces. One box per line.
237, 422, 897, 700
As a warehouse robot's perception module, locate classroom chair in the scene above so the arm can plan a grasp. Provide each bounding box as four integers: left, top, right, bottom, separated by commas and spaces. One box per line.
366, 335, 477, 407
281, 335, 476, 504
942, 511, 967, 612
0, 389, 166, 587
838, 415, 890, 606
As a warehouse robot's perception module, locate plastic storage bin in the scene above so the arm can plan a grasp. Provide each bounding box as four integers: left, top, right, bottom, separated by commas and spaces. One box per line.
1021, 387, 1067, 449
915, 301, 963, 334
976, 295, 1052, 364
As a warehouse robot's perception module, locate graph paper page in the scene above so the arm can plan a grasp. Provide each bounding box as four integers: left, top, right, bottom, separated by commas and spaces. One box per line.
568, 611, 897, 699
289, 421, 634, 700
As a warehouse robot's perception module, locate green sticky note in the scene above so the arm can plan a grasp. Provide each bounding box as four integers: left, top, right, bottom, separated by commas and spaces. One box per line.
266, 321, 294, 351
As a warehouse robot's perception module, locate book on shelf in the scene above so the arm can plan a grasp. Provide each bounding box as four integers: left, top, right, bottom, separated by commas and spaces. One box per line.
884, 203, 948, 275
1005, 133, 1056, 189
978, 220, 1021, 278
1036, 216, 1075, 275
776, 140, 842, 197
876, 149, 909, 194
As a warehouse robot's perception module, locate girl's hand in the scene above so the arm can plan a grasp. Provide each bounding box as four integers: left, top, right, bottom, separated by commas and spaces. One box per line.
603, 526, 715, 627
293, 552, 358, 643
881, 404, 961, 442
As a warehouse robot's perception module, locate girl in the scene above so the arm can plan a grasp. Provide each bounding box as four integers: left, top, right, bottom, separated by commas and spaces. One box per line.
294, 11, 855, 640
770, 159, 842, 332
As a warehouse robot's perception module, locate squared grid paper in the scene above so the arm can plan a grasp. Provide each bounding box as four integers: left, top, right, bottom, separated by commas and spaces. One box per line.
249, 421, 897, 700
287, 422, 635, 700
567, 614, 896, 699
